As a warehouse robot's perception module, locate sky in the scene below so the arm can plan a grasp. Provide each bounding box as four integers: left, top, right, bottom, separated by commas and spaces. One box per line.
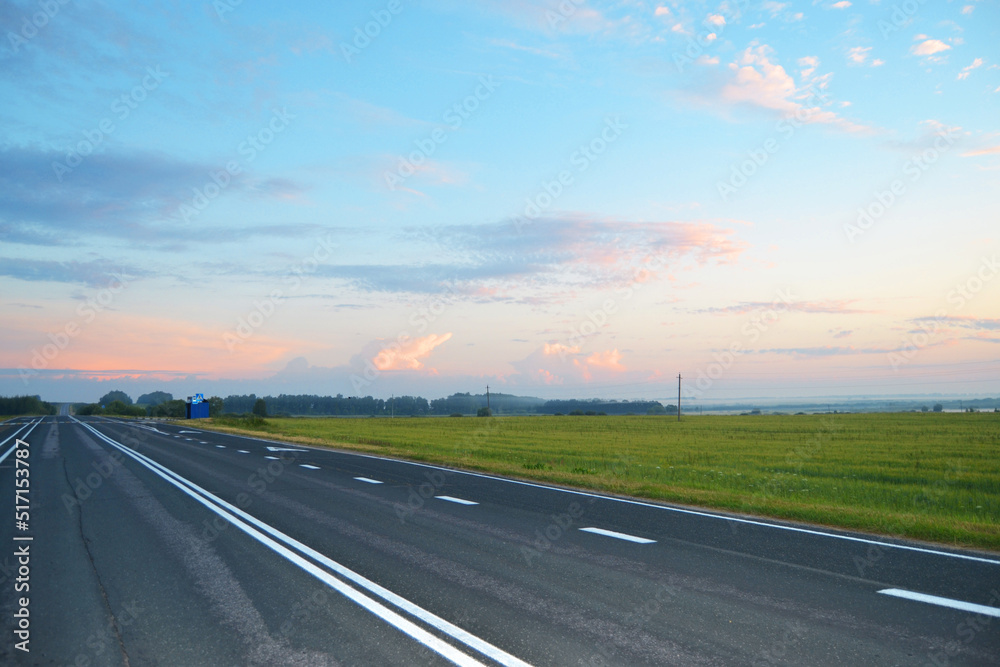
1, 0, 998, 405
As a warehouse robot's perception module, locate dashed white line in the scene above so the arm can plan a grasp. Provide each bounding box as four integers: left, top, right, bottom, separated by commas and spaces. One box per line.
216, 445, 226, 449
265, 456, 280, 460
237, 450, 250, 454
436, 496, 478, 506
200, 441, 208, 444
354, 477, 383, 484
580, 527, 656, 544
878, 589, 1000, 618
300, 464, 321, 470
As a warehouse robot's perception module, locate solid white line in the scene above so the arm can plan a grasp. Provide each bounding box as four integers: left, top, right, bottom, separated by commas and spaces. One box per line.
71, 418, 531, 667
0, 419, 40, 465
300, 464, 320, 470
355, 477, 383, 484
580, 527, 656, 544
878, 589, 1000, 618
436, 496, 478, 506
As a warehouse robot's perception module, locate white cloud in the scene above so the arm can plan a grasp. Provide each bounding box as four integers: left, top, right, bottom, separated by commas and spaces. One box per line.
799, 55, 819, 78
912, 39, 951, 56
847, 46, 871, 65
961, 5, 974, 15
957, 57, 985, 80
831, 1, 852, 8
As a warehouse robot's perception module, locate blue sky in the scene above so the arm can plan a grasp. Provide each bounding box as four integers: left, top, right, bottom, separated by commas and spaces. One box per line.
1, 0, 998, 404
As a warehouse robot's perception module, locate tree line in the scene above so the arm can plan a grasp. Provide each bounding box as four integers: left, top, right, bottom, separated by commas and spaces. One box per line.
0, 395, 57, 416
64, 390, 675, 417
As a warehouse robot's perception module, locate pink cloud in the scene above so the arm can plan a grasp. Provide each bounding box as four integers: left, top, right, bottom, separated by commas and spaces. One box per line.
586, 349, 626, 371
717, 46, 872, 134
373, 332, 453, 371
544, 342, 580, 356
722, 46, 797, 113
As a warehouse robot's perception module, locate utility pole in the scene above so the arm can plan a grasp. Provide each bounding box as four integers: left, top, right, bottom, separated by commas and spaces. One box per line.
390, 394, 394, 419
677, 374, 682, 422
486, 385, 491, 412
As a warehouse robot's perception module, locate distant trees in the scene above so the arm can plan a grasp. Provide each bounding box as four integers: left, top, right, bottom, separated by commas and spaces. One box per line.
137, 391, 173, 405
78, 400, 146, 417
537, 399, 668, 416
933, 403, 944, 412
150, 400, 186, 418
207, 396, 224, 417
252, 398, 267, 417
206, 393, 677, 417
99, 390, 132, 406
221, 393, 431, 416
0, 395, 56, 416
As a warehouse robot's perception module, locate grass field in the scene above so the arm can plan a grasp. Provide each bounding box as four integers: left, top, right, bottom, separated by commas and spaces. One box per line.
200, 412, 1000, 551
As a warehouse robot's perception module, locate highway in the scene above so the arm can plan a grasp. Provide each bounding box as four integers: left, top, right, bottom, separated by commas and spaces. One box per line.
1, 414, 998, 665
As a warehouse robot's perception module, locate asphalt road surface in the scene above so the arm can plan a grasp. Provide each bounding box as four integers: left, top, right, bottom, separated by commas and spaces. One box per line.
1, 415, 998, 665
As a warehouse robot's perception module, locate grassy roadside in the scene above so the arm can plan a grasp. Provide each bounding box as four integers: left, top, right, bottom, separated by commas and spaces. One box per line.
197, 412, 1000, 552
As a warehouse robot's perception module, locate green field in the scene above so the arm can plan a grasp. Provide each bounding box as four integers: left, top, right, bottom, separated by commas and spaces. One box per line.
200, 412, 1000, 551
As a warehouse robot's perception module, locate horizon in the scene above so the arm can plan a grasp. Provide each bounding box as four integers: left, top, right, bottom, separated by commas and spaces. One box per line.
2, 1, 998, 403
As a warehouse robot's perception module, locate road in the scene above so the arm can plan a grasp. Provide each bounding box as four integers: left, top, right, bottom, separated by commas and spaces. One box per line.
1, 414, 998, 665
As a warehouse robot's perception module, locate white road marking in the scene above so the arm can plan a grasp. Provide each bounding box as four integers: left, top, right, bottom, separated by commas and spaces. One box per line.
169, 419, 1000, 567
216, 445, 226, 449
0, 419, 41, 464
436, 496, 478, 506
580, 527, 656, 544
71, 419, 510, 667
300, 464, 320, 470
265, 456, 280, 460
355, 477, 383, 484
266, 446, 307, 452
178, 430, 200, 434
237, 450, 250, 454
200, 441, 208, 444
326, 454, 1000, 566
878, 589, 1000, 618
